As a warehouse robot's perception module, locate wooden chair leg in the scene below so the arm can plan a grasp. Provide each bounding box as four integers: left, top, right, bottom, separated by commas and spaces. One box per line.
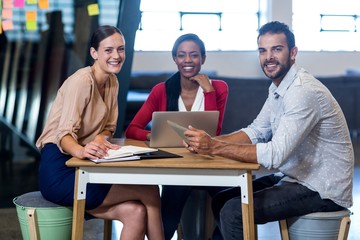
279, 219, 289, 240
103, 219, 112, 240
337, 216, 351, 240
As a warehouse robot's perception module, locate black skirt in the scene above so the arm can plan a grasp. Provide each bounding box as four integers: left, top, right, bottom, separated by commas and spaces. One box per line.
38, 143, 112, 210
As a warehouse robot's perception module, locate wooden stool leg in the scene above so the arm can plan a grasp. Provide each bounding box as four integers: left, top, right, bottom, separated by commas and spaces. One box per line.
279, 219, 289, 240
27, 208, 39, 240
103, 219, 112, 240
337, 216, 351, 240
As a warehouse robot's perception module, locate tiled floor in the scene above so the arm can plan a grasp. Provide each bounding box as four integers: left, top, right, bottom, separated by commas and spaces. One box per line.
0, 120, 359, 239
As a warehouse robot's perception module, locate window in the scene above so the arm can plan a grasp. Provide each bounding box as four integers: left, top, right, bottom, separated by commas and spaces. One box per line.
6, 1, 360, 52
293, 0, 360, 51
4, 0, 262, 51
135, 0, 262, 51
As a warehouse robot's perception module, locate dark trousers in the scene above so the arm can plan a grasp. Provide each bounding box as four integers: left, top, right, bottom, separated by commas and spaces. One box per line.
212, 174, 344, 240
161, 185, 226, 240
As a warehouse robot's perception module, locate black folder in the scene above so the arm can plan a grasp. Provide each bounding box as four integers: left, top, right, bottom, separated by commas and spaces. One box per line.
137, 149, 183, 159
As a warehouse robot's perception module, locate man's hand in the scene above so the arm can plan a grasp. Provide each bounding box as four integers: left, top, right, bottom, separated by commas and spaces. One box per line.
183, 127, 258, 163
184, 126, 214, 155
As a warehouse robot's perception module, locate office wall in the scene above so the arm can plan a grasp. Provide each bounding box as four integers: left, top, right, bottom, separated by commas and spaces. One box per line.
132, 0, 360, 79
132, 51, 360, 78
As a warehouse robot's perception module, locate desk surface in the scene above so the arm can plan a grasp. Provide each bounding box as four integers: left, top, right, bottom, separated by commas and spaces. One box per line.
66, 139, 260, 171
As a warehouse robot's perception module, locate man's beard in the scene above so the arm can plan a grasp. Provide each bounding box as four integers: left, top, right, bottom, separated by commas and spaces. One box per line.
262, 58, 291, 81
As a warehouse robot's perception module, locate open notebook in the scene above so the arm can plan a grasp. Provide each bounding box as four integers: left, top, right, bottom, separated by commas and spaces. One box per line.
90, 145, 182, 163
106, 145, 158, 159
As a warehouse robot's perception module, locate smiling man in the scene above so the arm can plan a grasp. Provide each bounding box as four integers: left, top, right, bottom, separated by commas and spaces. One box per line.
183, 21, 354, 240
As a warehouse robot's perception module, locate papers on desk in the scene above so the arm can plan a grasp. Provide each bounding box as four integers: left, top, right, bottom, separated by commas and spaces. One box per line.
91, 156, 141, 163
91, 145, 158, 163
106, 145, 158, 158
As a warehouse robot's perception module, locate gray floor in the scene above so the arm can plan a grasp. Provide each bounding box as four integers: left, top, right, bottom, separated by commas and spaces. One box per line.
0, 120, 359, 239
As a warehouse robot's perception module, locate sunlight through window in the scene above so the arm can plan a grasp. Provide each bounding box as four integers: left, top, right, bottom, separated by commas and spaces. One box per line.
293, 0, 360, 51
135, 0, 261, 51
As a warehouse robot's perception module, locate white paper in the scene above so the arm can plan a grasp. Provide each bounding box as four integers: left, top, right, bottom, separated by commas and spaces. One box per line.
90, 155, 141, 163
104, 145, 158, 159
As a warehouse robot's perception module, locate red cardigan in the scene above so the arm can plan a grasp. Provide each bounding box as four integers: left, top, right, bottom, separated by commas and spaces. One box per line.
125, 80, 228, 140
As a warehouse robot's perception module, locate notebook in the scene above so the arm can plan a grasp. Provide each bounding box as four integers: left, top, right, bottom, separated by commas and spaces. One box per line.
91, 146, 182, 163
105, 145, 158, 159
91, 145, 157, 163
149, 111, 219, 147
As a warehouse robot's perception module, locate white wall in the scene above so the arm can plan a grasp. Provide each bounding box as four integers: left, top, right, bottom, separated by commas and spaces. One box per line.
132, 51, 360, 78
132, 0, 360, 79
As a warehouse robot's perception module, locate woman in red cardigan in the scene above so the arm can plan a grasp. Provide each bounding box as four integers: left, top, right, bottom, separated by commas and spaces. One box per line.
125, 33, 228, 240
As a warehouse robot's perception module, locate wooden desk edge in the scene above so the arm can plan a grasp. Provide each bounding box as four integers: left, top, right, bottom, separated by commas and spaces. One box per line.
66, 138, 260, 170
65, 156, 260, 171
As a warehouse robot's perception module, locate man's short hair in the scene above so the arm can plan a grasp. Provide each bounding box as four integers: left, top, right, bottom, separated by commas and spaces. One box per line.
258, 21, 295, 50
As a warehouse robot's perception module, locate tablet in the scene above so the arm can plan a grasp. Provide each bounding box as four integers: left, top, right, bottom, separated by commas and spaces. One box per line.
149, 111, 219, 147
167, 120, 190, 144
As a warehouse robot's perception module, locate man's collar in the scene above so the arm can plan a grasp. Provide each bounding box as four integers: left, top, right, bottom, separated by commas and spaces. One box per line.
269, 63, 299, 97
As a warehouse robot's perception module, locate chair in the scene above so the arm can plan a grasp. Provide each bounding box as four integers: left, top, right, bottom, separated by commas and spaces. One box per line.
13, 191, 112, 240
279, 209, 351, 240
177, 190, 216, 240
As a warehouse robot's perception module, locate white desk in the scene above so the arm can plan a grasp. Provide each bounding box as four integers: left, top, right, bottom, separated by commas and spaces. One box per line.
66, 139, 260, 240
